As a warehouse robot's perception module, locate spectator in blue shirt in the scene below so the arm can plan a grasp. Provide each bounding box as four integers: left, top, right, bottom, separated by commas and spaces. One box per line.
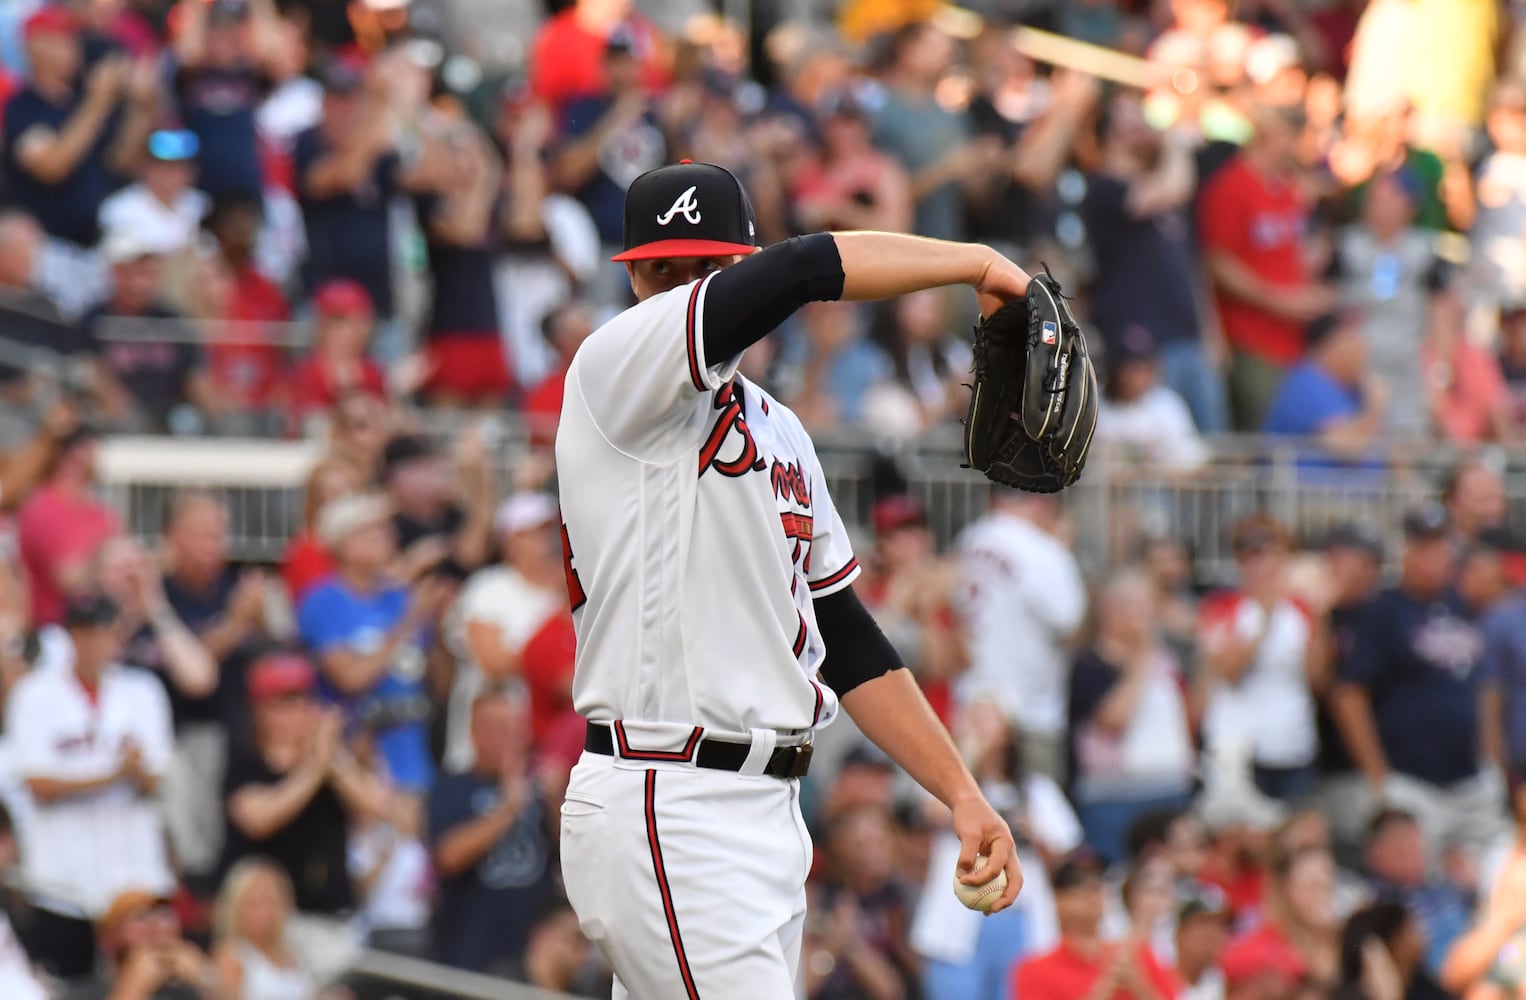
1364, 808, 1472, 978
1331, 502, 1509, 873
1479, 546, 1526, 787
1262, 310, 1388, 478
297, 492, 451, 793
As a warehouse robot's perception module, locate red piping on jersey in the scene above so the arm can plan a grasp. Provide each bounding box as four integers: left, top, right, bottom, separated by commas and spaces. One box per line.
645, 770, 702, 1000
792, 613, 808, 658
809, 558, 860, 593
684, 278, 707, 392
614, 722, 704, 762
810, 678, 824, 727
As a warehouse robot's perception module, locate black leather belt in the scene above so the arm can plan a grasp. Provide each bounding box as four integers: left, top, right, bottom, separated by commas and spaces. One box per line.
584, 722, 813, 779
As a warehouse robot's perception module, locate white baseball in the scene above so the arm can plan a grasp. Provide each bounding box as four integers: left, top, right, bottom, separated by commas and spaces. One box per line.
952, 854, 1007, 913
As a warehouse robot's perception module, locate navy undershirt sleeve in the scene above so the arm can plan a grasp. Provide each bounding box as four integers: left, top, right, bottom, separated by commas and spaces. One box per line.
701, 233, 845, 364
813, 585, 905, 697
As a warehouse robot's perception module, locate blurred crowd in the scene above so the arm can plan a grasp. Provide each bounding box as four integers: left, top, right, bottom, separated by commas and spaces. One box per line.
0, 0, 1525, 999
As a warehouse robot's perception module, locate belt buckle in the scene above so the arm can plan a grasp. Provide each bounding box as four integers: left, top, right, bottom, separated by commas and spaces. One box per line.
781, 742, 813, 778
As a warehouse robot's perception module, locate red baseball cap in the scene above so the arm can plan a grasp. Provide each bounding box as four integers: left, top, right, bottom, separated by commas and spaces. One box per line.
313, 279, 374, 318
248, 654, 316, 703
24, 5, 81, 41
872, 495, 928, 536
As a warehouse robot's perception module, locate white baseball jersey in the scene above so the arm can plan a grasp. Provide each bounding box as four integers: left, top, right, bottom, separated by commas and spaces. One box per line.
556, 271, 861, 738
5, 657, 175, 916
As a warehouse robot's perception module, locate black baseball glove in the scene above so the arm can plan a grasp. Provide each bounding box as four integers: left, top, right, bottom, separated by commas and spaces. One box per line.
962, 270, 1098, 494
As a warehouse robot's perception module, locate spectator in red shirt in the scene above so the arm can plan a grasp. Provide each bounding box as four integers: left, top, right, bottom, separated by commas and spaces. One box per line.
528, 0, 667, 112
205, 196, 289, 329
1014, 848, 1182, 1000
519, 612, 577, 749
280, 456, 362, 604
294, 279, 386, 416
523, 301, 595, 446
1222, 847, 1340, 991
1200, 104, 1336, 430
15, 424, 119, 626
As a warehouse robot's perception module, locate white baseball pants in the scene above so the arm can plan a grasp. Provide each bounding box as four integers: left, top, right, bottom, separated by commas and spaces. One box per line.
560, 752, 813, 998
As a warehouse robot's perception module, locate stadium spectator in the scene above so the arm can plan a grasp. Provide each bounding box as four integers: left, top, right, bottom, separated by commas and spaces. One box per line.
1198, 516, 1319, 804
1086, 91, 1224, 432
1122, 855, 1182, 967
381, 429, 493, 576
1423, 286, 1516, 445
778, 299, 886, 433
1334, 901, 1449, 1000
1441, 457, 1509, 548
914, 697, 1081, 997
294, 59, 419, 353
202, 194, 289, 330
6, 592, 174, 980
81, 232, 212, 434
1331, 502, 1507, 870
348, 777, 432, 956
325, 388, 392, 479
415, 117, 510, 408
211, 859, 317, 1000
297, 492, 447, 793
1362, 809, 1470, 978
0, 210, 72, 396
863, 288, 972, 436
1312, 522, 1385, 847
292, 279, 386, 417
793, 88, 912, 235
0, 802, 46, 999
527, 0, 665, 113
1327, 168, 1445, 441
1222, 846, 1340, 990
806, 804, 917, 1000
443, 491, 564, 770
16, 423, 118, 626
90, 889, 218, 1000
1176, 889, 1232, 1000
1262, 311, 1387, 464
554, 29, 669, 273
219, 653, 385, 975
522, 300, 596, 444
1482, 562, 1526, 788
955, 489, 1086, 781
505, 895, 597, 996
496, 94, 601, 396
872, 21, 996, 243
253, 15, 320, 179
2, 7, 155, 315
1442, 783, 1526, 997
97, 128, 207, 260
171, 0, 278, 203
1069, 568, 1196, 863
428, 687, 557, 974
1096, 324, 1211, 473
1471, 80, 1526, 311
1200, 104, 1334, 430
280, 456, 361, 605
1013, 848, 1182, 1000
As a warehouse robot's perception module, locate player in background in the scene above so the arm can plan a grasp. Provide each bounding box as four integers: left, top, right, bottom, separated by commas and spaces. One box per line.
556, 160, 1030, 998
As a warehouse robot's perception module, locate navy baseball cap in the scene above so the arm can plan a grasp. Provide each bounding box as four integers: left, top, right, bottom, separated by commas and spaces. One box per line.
612, 161, 758, 263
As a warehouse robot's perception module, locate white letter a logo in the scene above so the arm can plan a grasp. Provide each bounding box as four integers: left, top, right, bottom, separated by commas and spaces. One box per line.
656, 186, 702, 226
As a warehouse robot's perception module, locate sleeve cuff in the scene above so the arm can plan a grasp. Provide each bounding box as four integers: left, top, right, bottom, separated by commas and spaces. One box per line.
809, 558, 861, 598
685, 271, 741, 392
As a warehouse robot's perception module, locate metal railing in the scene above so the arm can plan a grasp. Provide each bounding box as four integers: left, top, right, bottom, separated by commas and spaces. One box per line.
92, 424, 1522, 584
339, 950, 581, 1000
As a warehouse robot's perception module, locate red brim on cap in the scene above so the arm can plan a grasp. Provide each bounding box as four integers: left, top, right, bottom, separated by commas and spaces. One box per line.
611, 239, 758, 262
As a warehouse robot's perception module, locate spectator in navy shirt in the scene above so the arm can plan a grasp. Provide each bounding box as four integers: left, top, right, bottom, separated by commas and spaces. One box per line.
555, 31, 668, 262
297, 492, 451, 793
78, 230, 213, 433
428, 687, 557, 973
1085, 90, 1226, 432
172, 0, 278, 202
2, 6, 155, 315
1331, 502, 1509, 872
415, 119, 510, 405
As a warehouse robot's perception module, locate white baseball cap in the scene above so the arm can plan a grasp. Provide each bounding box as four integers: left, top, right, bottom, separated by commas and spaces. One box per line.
494, 492, 558, 536
317, 492, 391, 550
101, 229, 159, 265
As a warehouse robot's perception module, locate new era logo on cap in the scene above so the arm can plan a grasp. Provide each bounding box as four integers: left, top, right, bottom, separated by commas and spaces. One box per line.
612, 162, 759, 262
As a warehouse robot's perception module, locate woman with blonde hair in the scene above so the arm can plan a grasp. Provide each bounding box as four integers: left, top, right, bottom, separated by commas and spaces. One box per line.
279, 456, 363, 604
214, 858, 319, 1000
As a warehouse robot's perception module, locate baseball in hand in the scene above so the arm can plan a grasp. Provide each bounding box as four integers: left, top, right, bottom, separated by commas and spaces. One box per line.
952, 854, 1007, 913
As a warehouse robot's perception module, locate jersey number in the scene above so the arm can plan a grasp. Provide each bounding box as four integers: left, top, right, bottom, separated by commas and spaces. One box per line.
560, 522, 587, 611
